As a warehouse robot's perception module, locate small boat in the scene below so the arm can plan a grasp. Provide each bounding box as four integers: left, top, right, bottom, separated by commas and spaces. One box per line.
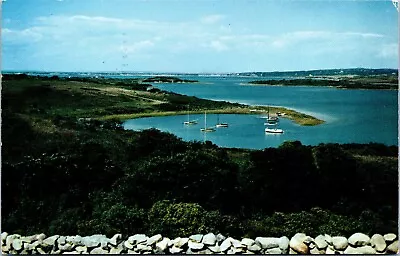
265, 127, 284, 134
200, 111, 216, 132
183, 105, 198, 125
216, 114, 229, 128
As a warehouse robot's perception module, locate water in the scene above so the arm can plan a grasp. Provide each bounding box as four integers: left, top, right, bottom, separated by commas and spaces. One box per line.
123, 76, 398, 149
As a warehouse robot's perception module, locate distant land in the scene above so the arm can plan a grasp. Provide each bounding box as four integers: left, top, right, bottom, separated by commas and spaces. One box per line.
2, 68, 398, 78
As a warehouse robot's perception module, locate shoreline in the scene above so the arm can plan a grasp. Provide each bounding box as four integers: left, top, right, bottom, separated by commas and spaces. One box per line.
98, 105, 325, 126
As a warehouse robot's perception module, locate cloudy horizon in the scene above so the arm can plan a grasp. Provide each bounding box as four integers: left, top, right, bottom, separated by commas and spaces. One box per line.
2, 0, 398, 73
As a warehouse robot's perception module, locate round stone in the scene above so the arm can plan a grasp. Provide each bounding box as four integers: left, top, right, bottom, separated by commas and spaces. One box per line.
348, 233, 370, 247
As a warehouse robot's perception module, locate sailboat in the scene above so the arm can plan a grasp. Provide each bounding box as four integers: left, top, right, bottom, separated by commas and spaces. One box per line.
263, 106, 279, 125
200, 111, 216, 132
216, 114, 229, 128
183, 105, 198, 125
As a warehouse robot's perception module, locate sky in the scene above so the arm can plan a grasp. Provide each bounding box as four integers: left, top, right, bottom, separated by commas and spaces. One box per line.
1, 0, 399, 73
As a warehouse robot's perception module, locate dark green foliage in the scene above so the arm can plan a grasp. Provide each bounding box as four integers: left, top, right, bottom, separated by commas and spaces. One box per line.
148, 200, 213, 237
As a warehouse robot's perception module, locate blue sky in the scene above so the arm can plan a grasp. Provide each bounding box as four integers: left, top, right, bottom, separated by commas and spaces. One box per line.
1, 0, 398, 72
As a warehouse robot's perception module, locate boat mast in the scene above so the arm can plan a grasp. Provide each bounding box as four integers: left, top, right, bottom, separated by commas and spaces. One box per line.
187, 104, 190, 122
204, 111, 207, 129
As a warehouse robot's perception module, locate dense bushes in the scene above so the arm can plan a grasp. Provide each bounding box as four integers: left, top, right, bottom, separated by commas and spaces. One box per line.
2, 119, 397, 237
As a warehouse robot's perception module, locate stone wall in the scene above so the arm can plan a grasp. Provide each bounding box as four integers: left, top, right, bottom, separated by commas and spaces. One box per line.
1, 232, 398, 254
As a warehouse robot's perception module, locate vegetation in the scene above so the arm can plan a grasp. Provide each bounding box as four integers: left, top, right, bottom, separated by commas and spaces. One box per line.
142, 76, 198, 83
2, 74, 397, 238
248, 75, 398, 90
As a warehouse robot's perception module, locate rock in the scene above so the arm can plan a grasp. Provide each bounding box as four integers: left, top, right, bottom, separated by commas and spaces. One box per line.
188, 240, 204, 250
370, 234, 386, 252
247, 243, 261, 252
1, 232, 8, 243
128, 249, 139, 254
37, 247, 47, 254
43, 235, 60, 247
147, 234, 162, 246
198, 248, 213, 254
332, 236, 348, 250
2, 245, 9, 253
169, 246, 184, 254
76, 246, 88, 253
189, 234, 203, 243
243, 251, 255, 254
110, 234, 122, 246
172, 237, 189, 248
110, 247, 123, 254
230, 238, 244, 248
279, 236, 290, 252
384, 233, 397, 242
58, 243, 73, 251
62, 251, 78, 255
314, 235, 328, 249
90, 247, 109, 254
326, 247, 335, 254
36, 234, 46, 242
266, 247, 282, 254
220, 238, 232, 252
289, 234, 309, 254
324, 234, 332, 245
348, 233, 370, 247
344, 245, 376, 254
25, 240, 40, 250
128, 234, 147, 245
156, 237, 170, 252
386, 240, 398, 253
58, 236, 66, 245
202, 233, 216, 245
310, 247, 322, 254
66, 235, 82, 245
12, 239, 22, 251
82, 234, 109, 248
241, 238, 255, 247
216, 234, 226, 243
208, 245, 221, 253
124, 240, 134, 250
6, 235, 15, 250
50, 249, 61, 254
255, 237, 280, 249
137, 244, 152, 251
289, 247, 297, 254
227, 248, 236, 254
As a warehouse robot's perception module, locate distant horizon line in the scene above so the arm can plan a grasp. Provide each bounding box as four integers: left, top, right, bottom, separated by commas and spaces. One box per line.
1, 67, 398, 74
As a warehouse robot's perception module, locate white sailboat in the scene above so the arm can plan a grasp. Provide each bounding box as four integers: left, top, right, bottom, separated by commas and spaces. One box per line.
216, 114, 229, 128
183, 105, 198, 125
200, 111, 216, 132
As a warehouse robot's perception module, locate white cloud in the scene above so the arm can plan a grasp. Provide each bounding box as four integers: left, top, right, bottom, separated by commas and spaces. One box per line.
209, 40, 229, 51
200, 15, 225, 24
3, 14, 391, 70
270, 30, 385, 49
119, 40, 155, 54
377, 43, 398, 58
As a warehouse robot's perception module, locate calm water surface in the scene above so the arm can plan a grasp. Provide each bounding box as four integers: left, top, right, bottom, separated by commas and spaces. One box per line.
123, 76, 398, 149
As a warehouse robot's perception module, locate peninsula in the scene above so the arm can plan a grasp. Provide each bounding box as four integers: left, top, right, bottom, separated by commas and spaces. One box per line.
2, 74, 323, 126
